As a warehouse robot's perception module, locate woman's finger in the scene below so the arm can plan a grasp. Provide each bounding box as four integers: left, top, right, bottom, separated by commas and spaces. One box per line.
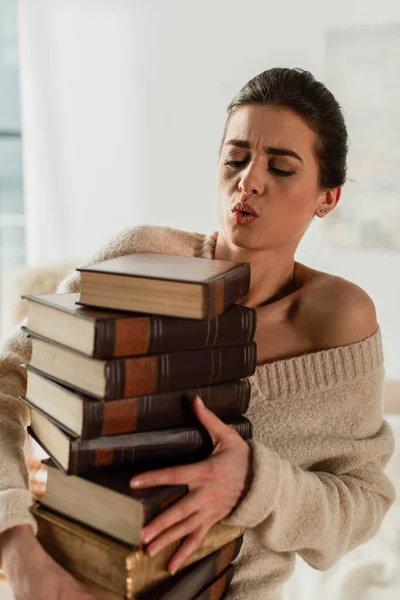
192, 395, 237, 446
145, 511, 206, 558
141, 489, 203, 544
167, 525, 210, 575
130, 460, 209, 489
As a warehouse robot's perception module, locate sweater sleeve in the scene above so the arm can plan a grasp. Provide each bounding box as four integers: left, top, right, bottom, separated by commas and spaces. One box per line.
0, 225, 152, 536
221, 368, 396, 570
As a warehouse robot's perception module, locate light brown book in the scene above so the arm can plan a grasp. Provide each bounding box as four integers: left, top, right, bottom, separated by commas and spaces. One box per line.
33, 505, 245, 598
40, 460, 187, 546
77, 253, 250, 319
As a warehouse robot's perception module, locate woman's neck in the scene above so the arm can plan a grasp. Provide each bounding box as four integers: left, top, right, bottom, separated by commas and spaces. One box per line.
214, 231, 298, 309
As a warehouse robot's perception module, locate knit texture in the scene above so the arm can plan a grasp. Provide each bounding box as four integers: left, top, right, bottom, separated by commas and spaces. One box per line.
0, 225, 395, 599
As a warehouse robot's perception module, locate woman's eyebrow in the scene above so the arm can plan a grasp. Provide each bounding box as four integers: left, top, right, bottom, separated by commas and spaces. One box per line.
225, 139, 303, 163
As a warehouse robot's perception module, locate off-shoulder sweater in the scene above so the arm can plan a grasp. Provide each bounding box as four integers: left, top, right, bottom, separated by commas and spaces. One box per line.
0, 225, 395, 599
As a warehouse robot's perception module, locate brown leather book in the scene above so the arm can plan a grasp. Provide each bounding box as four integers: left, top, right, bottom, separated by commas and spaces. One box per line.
77, 253, 250, 319
81, 563, 235, 600
193, 564, 234, 600
39, 459, 188, 546
33, 505, 245, 598
137, 538, 241, 599
23, 364, 250, 438
24, 330, 256, 400
25, 403, 252, 474
22, 293, 256, 358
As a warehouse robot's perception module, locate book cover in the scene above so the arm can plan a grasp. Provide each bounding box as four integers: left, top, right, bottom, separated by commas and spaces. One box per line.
25, 405, 252, 474
23, 364, 250, 438
26, 330, 257, 399
23, 292, 256, 358
33, 505, 245, 597
78, 252, 251, 319
137, 537, 242, 599
40, 459, 188, 545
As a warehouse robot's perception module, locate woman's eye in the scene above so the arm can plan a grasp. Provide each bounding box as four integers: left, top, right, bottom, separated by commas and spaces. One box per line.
270, 167, 294, 177
224, 160, 247, 167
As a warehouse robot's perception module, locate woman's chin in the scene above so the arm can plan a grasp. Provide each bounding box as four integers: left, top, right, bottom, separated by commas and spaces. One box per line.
226, 223, 264, 251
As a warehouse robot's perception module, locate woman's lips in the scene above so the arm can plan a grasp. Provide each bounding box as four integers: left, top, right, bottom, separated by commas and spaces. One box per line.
232, 211, 258, 226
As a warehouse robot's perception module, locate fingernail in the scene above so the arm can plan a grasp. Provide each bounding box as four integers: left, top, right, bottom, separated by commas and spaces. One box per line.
130, 479, 144, 487
169, 566, 177, 575
195, 395, 204, 408
141, 532, 152, 544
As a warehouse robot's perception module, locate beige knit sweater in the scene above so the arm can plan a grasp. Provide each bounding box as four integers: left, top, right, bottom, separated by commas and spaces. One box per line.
0, 225, 395, 600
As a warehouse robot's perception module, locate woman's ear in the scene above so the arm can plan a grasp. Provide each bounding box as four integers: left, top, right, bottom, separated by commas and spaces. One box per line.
315, 186, 342, 218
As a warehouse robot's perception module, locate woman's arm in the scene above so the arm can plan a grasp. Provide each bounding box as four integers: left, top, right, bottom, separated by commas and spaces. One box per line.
220, 272, 395, 570
222, 414, 395, 570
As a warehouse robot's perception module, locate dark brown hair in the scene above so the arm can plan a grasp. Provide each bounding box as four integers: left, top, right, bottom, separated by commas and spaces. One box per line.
222, 67, 348, 190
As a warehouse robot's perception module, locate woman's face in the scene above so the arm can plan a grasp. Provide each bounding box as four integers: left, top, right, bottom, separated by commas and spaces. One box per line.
216, 105, 325, 252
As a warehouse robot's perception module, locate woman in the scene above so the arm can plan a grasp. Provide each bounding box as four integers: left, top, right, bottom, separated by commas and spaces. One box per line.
0, 68, 395, 600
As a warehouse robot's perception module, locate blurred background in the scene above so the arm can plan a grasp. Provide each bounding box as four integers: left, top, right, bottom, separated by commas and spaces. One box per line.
0, 1, 399, 599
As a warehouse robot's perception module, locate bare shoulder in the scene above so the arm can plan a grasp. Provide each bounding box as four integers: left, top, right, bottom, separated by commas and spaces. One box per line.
298, 267, 378, 349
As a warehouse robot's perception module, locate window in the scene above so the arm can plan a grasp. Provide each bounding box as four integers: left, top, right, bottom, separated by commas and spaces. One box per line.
0, 0, 26, 313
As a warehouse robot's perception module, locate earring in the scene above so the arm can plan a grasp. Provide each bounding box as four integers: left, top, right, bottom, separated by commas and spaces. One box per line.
320, 208, 329, 213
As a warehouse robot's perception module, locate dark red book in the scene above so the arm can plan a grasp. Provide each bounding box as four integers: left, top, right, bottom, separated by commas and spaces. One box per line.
193, 564, 235, 600
25, 403, 252, 475
137, 537, 241, 599
77, 252, 251, 319
23, 364, 250, 438
22, 293, 256, 358
25, 330, 256, 400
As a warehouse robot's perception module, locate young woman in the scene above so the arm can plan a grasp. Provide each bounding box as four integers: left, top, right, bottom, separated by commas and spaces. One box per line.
0, 68, 395, 600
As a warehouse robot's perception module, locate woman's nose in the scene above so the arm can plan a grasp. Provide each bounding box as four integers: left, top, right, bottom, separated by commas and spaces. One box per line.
238, 162, 265, 197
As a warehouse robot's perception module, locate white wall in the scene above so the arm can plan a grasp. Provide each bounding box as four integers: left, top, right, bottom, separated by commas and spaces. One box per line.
18, 0, 400, 378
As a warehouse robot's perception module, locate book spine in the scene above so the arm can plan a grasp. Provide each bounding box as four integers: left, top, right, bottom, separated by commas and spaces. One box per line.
137, 536, 243, 600
94, 320, 117, 358
94, 307, 255, 359
221, 264, 251, 314
145, 306, 256, 354
68, 418, 252, 475
81, 380, 250, 438
105, 342, 256, 400
205, 263, 251, 319
194, 564, 235, 600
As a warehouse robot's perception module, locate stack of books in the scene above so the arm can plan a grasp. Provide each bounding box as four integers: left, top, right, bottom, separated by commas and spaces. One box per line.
21, 252, 257, 599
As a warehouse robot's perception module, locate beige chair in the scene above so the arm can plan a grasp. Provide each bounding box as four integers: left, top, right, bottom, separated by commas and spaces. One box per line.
0, 260, 79, 342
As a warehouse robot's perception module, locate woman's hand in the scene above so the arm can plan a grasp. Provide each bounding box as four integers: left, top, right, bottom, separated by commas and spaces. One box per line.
129, 395, 252, 575
1, 525, 96, 600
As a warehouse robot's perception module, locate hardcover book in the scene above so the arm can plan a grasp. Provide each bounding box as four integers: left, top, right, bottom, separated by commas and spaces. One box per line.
25, 403, 252, 474
136, 539, 241, 599
25, 330, 256, 400
33, 505, 245, 598
23, 365, 250, 438
22, 292, 256, 358
77, 252, 250, 319
40, 459, 188, 545
193, 564, 234, 600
